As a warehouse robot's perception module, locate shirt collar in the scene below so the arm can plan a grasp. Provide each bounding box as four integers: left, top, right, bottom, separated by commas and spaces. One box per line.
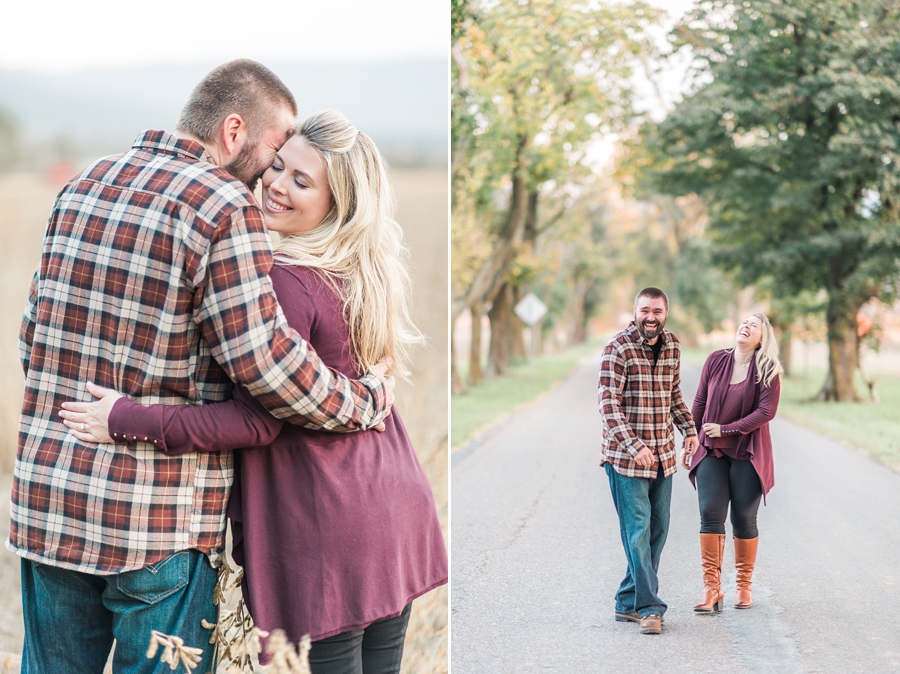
132, 130, 215, 164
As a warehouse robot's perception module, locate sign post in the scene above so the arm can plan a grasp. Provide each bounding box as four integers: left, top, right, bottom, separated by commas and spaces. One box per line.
514, 292, 548, 369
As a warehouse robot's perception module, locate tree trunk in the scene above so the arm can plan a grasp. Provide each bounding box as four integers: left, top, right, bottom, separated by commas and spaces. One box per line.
487, 283, 515, 376
468, 302, 485, 385
815, 293, 863, 401
567, 281, 589, 345
777, 327, 792, 378
450, 328, 465, 394
768, 307, 794, 378
450, 134, 531, 322
680, 325, 700, 350
511, 286, 526, 360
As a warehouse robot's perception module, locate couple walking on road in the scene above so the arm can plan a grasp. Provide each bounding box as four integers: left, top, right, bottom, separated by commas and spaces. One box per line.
598, 287, 783, 635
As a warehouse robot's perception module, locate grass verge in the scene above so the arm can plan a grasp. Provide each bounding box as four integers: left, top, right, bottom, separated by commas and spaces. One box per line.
681, 347, 900, 472
451, 337, 603, 451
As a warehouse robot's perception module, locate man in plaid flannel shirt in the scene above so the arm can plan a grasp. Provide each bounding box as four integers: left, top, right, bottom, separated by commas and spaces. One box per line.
598, 287, 699, 635
11, 60, 394, 673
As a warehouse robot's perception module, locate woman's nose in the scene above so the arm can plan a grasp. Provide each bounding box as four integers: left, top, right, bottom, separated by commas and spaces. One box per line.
269, 174, 288, 194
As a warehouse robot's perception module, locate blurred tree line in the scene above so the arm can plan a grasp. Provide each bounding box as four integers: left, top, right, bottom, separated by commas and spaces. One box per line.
0, 106, 23, 170
451, 0, 666, 391
0, 105, 75, 172
453, 0, 900, 403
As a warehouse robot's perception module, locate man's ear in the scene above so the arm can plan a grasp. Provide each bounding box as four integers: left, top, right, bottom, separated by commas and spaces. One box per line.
219, 113, 248, 159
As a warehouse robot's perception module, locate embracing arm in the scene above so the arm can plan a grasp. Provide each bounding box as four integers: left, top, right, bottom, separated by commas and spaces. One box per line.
721, 376, 781, 435
195, 206, 389, 431
598, 346, 647, 458
107, 385, 284, 455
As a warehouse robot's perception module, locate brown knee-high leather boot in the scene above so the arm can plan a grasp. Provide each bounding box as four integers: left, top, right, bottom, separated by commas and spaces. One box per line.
694, 533, 725, 613
734, 536, 759, 608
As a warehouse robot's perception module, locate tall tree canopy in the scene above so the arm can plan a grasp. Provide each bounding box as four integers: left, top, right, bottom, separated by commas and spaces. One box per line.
452, 0, 660, 382
641, 0, 900, 400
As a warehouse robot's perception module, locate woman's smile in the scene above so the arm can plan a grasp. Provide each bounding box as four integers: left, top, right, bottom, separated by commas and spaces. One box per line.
264, 195, 292, 213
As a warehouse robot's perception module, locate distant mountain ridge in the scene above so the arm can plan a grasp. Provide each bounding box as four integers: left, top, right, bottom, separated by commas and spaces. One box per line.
0, 59, 447, 165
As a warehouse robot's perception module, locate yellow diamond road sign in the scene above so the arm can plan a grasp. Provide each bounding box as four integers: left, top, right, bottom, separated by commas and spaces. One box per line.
514, 292, 548, 326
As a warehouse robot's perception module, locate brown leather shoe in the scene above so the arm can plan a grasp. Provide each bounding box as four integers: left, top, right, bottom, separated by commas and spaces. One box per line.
639, 614, 662, 634
615, 612, 665, 623
615, 612, 640, 623
734, 536, 759, 608
694, 533, 725, 613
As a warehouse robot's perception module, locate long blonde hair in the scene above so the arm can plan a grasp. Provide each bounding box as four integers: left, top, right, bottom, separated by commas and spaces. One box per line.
738, 312, 784, 387
273, 110, 423, 380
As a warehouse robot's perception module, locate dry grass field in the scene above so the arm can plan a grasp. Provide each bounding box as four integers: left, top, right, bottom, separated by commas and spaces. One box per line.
0, 168, 448, 672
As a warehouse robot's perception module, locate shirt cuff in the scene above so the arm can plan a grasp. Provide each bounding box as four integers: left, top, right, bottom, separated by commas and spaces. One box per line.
681, 425, 698, 438
359, 372, 388, 429
108, 398, 168, 451
624, 438, 649, 458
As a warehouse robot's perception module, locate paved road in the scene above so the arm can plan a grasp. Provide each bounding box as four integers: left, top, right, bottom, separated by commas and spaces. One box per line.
451, 349, 900, 673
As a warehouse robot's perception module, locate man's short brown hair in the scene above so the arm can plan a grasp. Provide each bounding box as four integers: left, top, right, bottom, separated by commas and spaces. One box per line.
634, 287, 669, 310
176, 59, 297, 145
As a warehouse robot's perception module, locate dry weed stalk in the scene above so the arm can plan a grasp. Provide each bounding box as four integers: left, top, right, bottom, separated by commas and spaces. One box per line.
203, 554, 257, 673
146, 631, 204, 672
146, 554, 313, 673
262, 631, 311, 674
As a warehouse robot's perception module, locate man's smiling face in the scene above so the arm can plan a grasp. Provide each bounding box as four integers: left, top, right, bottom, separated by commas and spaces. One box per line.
634, 295, 668, 343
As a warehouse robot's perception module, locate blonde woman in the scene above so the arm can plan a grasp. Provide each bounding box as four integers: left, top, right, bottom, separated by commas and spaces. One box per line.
61, 111, 448, 674
681, 313, 782, 614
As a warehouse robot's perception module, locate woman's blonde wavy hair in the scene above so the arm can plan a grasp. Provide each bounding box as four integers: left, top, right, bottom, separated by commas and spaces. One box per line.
272, 110, 423, 380
733, 312, 784, 387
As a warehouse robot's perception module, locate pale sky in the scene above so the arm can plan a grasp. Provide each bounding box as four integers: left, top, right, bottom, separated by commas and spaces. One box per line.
1, 0, 448, 73
584, 0, 699, 171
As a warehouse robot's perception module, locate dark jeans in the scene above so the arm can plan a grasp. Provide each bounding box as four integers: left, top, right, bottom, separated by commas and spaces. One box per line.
308, 602, 412, 674
605, 463, 672, 617
20, 549, 217, 674
695, 454, 763, 539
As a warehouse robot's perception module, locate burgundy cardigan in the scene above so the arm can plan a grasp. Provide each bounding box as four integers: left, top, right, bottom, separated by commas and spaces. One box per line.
689, 349, 781, 497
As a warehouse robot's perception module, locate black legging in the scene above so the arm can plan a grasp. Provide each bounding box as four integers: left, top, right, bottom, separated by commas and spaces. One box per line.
308, 603, 412, 674
695, 454, 763, 539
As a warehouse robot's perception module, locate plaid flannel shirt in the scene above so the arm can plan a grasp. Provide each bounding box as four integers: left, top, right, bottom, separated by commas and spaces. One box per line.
598, 323, 696, 479
11, 131, 387, 574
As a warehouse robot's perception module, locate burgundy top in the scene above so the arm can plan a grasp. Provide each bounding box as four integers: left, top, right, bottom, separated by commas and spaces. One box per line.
109, 265, 448, 642
704, 382, 750, 459
688, 349, 781, 497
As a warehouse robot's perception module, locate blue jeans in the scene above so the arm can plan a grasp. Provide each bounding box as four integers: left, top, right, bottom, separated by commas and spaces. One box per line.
20, 550, 217, 674
308, 603, 412, 674
605, 463, 672, 617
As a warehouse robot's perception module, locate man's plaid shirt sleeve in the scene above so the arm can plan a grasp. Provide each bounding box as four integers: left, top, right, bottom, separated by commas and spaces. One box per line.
194, 206, 386, 432
19, 269, 38, 374
598, 343, 648, 458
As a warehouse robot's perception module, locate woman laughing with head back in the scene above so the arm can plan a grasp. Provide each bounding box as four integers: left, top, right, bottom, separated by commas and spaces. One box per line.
681, 313, 783, 614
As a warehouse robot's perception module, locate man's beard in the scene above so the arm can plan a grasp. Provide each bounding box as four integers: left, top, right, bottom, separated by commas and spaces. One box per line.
224, 139, 267, 191
636, 316, 666, 341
